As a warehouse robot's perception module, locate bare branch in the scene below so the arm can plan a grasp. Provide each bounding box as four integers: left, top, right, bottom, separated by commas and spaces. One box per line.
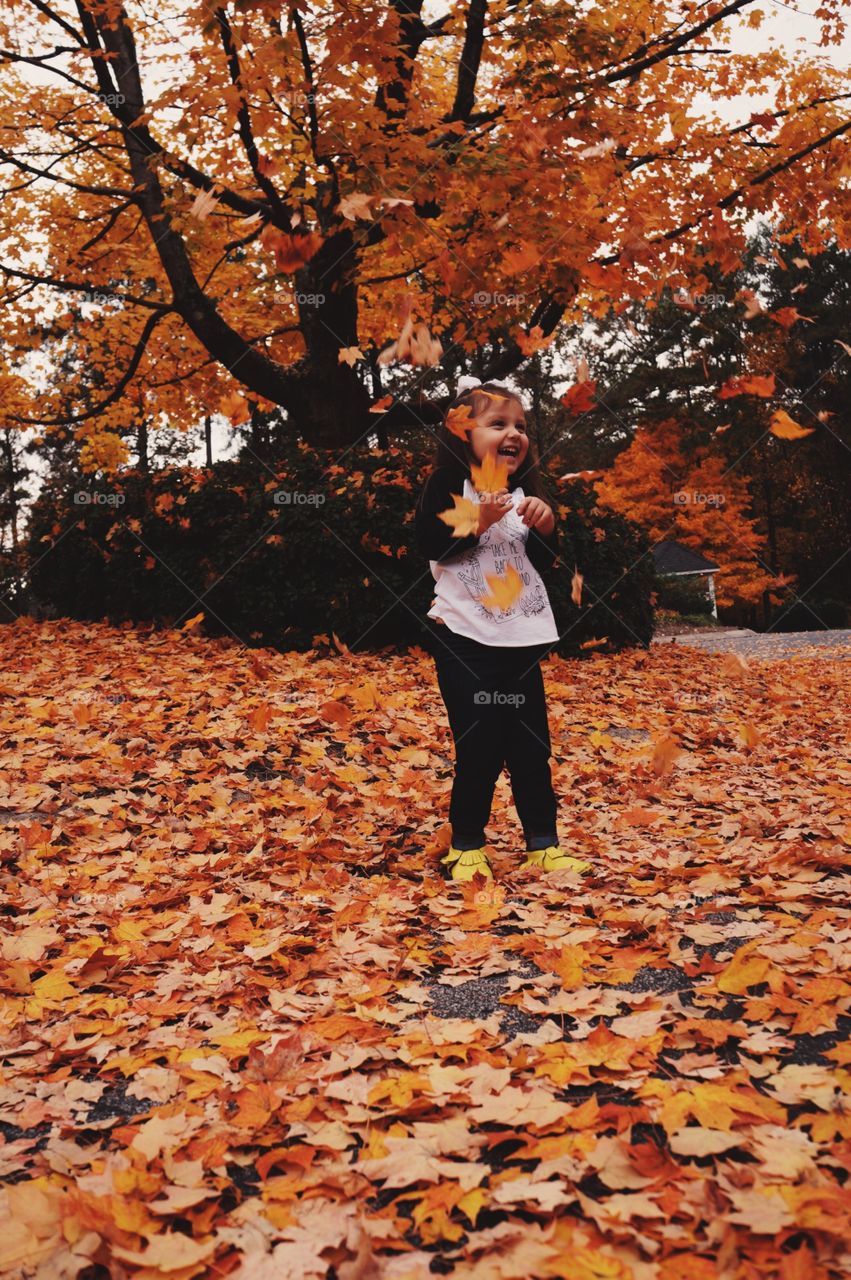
0, 264, 172, 311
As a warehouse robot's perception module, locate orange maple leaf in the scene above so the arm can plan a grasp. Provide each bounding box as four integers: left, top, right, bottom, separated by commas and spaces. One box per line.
769, 410, 816, 440
716, 373, 776, 399
560, 381, 597, 414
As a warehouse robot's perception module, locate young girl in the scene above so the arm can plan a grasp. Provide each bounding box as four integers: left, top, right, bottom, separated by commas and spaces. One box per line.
415, 376, 593, 882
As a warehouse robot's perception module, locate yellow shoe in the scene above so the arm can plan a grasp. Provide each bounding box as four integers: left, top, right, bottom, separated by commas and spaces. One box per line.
440, 846, 494, 881
521, 845, 592, 874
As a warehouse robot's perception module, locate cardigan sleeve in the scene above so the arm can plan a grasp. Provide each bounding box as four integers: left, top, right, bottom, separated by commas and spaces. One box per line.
525, 521, 560, 575
415, 467, 483, 563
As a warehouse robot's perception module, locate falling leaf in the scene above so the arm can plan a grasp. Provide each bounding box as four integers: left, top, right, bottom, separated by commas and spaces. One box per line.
650, 733, 682, 776
219, 390, 252, 426
470, 452, 508, 494
769, 410, 816, 440
189, 186, 221, 220
515, 324, 553, 355
769, 307, 816, 331
446, 404, 476, 441
717, 373, 775, 399
338, 193, 374, 221
560, 381, 597, 414
477, 563, 524, 611
437, 493, 482, 537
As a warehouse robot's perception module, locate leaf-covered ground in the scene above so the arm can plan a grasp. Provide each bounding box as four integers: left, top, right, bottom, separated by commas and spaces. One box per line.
2, 618, 850, 1279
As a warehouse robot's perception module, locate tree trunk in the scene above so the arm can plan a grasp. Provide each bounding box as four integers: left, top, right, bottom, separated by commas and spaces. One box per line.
137, 414, 149, 474
287, 230, 373, 448
760, 449, 778, 630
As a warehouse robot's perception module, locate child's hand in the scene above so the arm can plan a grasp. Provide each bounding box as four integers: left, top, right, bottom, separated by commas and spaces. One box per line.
516, 496, 555, 535
476, 489, 512, 535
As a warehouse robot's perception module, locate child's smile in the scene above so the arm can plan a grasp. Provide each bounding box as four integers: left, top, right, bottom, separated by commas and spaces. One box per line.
469, 397, 529, 475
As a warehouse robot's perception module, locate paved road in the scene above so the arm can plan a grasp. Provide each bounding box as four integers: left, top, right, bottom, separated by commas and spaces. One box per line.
652, 627, 851, 661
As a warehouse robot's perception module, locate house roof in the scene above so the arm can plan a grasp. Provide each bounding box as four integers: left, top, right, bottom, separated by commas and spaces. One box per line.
653, 540, 720, 575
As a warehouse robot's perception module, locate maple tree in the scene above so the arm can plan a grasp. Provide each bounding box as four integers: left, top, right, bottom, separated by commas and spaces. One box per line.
1, 1, 850, 457
591, 416, 778, 609
2, 618, 851, 1275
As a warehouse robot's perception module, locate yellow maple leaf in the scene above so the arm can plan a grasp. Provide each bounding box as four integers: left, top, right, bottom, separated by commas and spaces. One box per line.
470, 451, 508, 493
718, 947, 772, 994
477, 563, 524, 611
437, 493, 481, 537
456, 1186, 488, 1227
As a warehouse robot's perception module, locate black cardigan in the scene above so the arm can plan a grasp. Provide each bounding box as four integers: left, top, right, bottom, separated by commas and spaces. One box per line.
415, 466, 560, 573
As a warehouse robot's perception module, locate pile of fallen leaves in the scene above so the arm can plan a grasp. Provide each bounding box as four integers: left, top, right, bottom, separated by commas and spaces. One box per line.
1, 617, 850, 1279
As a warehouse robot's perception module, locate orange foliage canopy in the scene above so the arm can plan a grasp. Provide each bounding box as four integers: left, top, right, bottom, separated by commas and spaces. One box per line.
0, 2, 850, 453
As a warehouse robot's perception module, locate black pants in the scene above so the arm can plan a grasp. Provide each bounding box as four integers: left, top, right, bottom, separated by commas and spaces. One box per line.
425, 620, 559, 851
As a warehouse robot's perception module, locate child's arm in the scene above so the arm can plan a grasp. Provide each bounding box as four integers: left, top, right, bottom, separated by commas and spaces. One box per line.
416, 467, 508, 563
516, 495, 560, 574
526, 522, 560, 574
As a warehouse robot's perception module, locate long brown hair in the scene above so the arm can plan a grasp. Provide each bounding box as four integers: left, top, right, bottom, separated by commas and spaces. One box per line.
423, 382, 551, 502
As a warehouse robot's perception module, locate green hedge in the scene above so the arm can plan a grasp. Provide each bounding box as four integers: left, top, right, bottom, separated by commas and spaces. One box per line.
20, 438, 654, 655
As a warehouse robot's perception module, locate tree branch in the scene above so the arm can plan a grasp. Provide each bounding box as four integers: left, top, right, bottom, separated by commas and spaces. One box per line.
213, 7, 292, 224
450, 0, 488, 122
0, 264, 173, 311
7, 310, 166, 426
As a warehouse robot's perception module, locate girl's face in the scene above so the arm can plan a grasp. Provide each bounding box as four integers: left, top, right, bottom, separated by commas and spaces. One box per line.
467, 395, 529, 477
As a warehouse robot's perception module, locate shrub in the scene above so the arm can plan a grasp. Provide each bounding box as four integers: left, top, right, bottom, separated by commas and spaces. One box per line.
767, 597, 848, 631
19, 438, 654, 656
652, 571, 715, 619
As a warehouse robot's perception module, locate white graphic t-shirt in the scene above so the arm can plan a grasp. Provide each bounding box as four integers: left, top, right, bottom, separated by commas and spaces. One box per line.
427, 480, 559, 646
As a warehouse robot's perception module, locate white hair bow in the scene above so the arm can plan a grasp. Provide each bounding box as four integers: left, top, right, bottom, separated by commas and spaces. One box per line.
456, 374, 508, 394
455, 374, 529, 407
